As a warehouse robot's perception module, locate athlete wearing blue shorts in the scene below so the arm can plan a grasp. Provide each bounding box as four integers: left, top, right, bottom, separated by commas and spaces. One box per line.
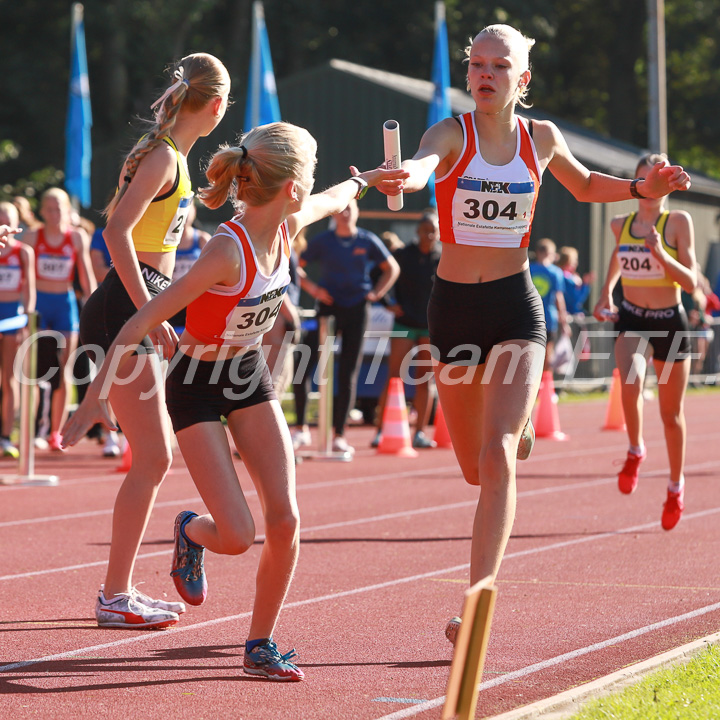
24, 188, 95, 450
0, 201, 36, 457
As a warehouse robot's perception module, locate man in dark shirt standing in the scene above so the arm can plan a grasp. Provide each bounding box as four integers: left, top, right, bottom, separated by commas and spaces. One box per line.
294, 199, 400, 455
373, 213, 441, 449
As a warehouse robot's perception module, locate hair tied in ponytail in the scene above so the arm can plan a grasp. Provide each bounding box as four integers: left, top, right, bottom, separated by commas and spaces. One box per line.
239, 145, 248, 159
151, 66, 188, 111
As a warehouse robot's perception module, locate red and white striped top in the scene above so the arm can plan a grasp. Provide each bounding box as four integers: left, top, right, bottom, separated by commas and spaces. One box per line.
184, 219, 291, 348
435, 113, 542, 249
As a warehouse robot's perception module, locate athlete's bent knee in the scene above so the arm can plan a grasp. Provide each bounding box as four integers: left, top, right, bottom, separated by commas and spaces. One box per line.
479, 436, 514, 477
131, 443, 173, 481
221, 523, 256, 555
264, 510, 300, 547
461, 465, 480, 486
659, 407, 683, 431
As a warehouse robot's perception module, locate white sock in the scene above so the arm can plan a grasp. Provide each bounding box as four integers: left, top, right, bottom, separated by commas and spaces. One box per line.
668, 476, 684, 494
629, 444, 645, 457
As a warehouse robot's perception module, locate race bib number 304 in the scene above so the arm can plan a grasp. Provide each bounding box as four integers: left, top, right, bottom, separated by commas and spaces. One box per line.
163, 194, 195, 249
453, 177, 534, 237
221, 285, 289, 343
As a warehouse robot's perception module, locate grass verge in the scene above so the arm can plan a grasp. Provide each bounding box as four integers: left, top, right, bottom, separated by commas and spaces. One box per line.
568, 644, 720, 719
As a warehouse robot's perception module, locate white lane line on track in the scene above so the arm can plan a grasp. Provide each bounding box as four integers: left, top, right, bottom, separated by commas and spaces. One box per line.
3, 500, 720, 675
0, 465, 461, 528
0, 561, 469, 674
373, 600, 720, 720
2, 459, 719, 583
0, 474, 649, 581
0, 500, 475, 582
3, 552, 720, 717
6, 427, 718, 494
4, 439, 718, 531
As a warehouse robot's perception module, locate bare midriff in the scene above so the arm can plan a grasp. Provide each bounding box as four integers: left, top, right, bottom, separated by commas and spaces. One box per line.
622, 284, 680, 310
437, 243, 529, 284
136, 249, 176, 279
176, 330, 258, 362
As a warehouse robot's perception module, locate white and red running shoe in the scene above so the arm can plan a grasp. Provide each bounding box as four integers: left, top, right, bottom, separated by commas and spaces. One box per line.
95, 590, 179, 630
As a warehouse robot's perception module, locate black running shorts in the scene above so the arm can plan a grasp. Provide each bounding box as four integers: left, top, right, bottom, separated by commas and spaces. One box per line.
165, 348, 276, 433
427, 269, 546, 365
80, 263, 171, 356
615, 299, 691, 362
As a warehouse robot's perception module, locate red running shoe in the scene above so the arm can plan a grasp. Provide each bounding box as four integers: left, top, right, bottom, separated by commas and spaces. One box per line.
617, 449, 646, 494
662, 488, 684, 531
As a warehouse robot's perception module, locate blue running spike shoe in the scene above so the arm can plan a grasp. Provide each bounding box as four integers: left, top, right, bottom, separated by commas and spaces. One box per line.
244, 638, 305, 681
170, 511, 207, 606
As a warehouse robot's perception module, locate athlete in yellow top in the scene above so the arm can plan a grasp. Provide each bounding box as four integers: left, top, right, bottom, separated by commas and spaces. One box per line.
594, 152, 697, 531
77, 53, 231, 629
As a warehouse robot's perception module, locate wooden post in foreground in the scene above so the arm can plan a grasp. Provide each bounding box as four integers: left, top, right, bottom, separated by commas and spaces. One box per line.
443, 577, 498, 720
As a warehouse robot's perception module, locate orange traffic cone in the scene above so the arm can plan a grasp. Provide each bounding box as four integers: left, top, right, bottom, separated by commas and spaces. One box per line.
433, 401, 453, 449
603, 368, 626, 431
115, 438, 132, 472
377, 378, 418, 458
533, 371, 569, 441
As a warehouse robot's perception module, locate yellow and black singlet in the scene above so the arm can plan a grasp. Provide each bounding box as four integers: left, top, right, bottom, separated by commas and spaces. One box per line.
617, 211, 679, 288
132, 137, 194, 253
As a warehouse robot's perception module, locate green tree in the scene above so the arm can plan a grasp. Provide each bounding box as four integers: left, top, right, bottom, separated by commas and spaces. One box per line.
1, 0, 719, 205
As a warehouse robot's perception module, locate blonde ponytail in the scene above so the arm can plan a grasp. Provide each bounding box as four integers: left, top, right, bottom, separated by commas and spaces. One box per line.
105, 53, 230, 218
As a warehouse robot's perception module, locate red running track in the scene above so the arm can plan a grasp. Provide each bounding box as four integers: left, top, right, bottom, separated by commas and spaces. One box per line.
0, 392, 719, 719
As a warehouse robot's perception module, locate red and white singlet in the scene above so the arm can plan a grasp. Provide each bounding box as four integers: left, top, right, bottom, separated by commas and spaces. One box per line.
185, 219, 291, 348
35, 228, 77, 282
435, 113, 542, 248
0, 244, 24, 293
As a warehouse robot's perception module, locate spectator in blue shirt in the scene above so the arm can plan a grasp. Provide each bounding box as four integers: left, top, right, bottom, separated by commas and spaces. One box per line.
530, 238, 569, 371
292, 199, 400, 455
557, 246, 595, 315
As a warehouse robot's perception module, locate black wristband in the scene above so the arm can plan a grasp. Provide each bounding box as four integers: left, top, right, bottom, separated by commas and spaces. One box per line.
629, 178, 646, 199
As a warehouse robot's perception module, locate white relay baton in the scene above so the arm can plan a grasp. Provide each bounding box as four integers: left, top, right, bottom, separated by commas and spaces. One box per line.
383, 120, 403, 211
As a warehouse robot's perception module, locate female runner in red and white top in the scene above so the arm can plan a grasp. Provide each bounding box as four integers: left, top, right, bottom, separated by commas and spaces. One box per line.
23, 187, 95, 450
0, 201, 35, 457
62, 121, 407, 682
378, 24, 691, 644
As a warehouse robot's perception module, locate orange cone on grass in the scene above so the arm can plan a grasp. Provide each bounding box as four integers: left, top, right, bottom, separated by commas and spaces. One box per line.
116, 438, 132, 472
603, 368, 626, 431
377, 378, 418, 458
534, 371, 568, 441
433, 401, 453, 449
